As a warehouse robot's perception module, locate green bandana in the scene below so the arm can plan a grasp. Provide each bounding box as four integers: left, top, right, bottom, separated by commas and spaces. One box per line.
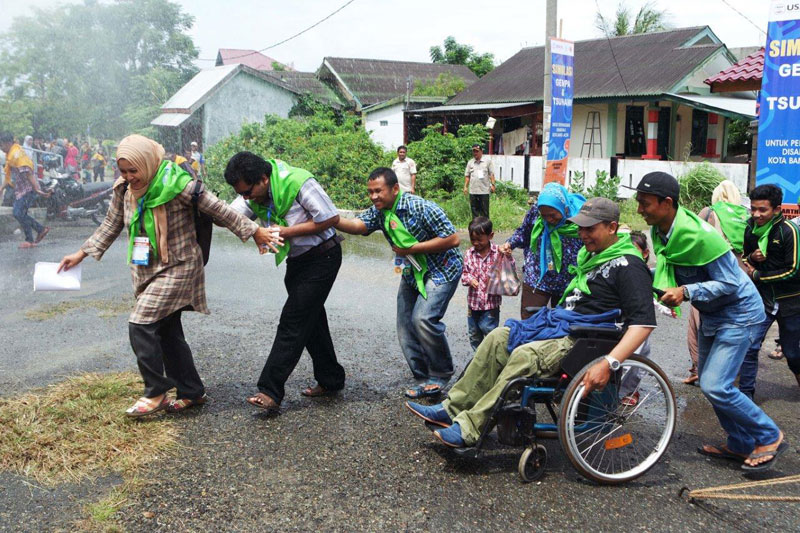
127, 160, 192, 264
558, 233, 642, 304
750, 214, 782, 257
710, 201, 749, 254
529, 218, 580, 275
248, 159, 313, 265
651, 207, 731, 292
382, 192, 429, 299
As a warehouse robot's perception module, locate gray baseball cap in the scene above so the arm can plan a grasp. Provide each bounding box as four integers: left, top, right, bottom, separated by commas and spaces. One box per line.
568, 197, 620, 227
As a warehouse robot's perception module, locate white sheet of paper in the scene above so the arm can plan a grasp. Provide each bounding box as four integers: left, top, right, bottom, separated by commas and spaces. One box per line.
33, 262, 82, 291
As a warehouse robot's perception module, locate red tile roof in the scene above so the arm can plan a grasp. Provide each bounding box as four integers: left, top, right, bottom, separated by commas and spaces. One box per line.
705, 48, 764, 85
216, 49, 290, 71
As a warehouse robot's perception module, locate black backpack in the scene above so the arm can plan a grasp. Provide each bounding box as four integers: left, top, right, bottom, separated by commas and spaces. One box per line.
190, 177, 213, 266
121, 176, 213, 266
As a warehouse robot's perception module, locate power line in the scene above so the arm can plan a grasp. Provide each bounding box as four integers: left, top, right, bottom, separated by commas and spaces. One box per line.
197, 0, 359, 62
718, 0, 767, 37
594, 0, 631, 97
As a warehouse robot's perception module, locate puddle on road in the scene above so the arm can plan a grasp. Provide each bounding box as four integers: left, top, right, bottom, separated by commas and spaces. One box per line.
25, 298, 133, 321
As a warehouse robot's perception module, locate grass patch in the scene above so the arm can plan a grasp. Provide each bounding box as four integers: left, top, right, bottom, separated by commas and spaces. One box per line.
619, 198, 648, 232
434, 192, 530, 232
0, 372, 176, 486
25, 299, 133, 321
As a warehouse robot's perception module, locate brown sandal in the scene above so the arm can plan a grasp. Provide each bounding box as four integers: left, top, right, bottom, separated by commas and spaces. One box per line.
167, 394, 208, 413
247, 392, 280, 413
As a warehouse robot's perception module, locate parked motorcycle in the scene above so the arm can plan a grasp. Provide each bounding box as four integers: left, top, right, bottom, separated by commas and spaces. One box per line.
39, 172, 113, 225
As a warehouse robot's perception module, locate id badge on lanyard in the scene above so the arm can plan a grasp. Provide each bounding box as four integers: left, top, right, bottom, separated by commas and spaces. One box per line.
131, 198, 151, 266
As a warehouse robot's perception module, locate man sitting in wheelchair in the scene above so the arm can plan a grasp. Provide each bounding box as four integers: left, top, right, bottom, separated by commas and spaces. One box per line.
407, 197, 657, 448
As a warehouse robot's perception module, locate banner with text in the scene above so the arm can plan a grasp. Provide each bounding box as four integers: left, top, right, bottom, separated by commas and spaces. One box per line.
757, 1, 800, 204
544, 38, 574, 186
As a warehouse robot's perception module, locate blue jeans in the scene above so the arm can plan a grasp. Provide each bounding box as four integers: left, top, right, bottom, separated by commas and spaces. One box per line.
697, 324, 781, 454
467, 308, 500, 351
397, 277, 459, 382
741, 312, 800, 397
13, 192, 44, 243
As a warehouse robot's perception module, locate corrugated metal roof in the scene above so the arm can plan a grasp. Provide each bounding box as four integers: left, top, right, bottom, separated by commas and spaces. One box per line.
268, 71, 344, 107
321, 57, 478, 107
705, 48, 763, 85
158, 64, 299, 115
449, 27, 723, 105
414, 102, 535, 113
216, 48, 287, 71
150, 113, 192, 127
160, 64, 241, 113
665, 93, 756, 119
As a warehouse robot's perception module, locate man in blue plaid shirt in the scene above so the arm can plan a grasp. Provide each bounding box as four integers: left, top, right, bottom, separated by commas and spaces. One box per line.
337, 167, 463, 398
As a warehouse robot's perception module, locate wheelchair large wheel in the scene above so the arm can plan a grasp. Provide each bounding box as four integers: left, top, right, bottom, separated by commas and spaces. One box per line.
558, 355, 676, 485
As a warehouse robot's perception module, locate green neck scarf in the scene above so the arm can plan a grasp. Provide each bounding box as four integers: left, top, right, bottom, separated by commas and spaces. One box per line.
558, 233, 642, 304
248, 159, 313, 265
530, 218, 580, 278
710, 201, 749, 254
127, 161, 192, 264
750, 214, 783, 257
382, 192, 429, 299
651, 207, 731, 291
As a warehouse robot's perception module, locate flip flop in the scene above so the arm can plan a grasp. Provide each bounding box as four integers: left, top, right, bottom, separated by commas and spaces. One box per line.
697, 444, 747, 463
768, 348, 784, 360
404, 384, 442, 399
246, 393, 280, 414
301, 384, 338, 397
741, 441, 789, 472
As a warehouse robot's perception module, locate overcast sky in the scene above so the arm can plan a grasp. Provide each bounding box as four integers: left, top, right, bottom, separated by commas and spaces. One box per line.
1, 0, 770, 71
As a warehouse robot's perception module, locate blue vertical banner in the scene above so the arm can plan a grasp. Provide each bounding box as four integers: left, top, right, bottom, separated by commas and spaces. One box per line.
757, 1, 800, 203
545, 38, 574, 185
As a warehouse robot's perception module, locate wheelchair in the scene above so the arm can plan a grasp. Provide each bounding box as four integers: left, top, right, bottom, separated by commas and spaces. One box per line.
442, 325, 677, 485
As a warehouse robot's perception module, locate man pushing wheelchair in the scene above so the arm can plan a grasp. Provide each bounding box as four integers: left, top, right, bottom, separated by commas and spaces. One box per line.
406, 197, 657, 449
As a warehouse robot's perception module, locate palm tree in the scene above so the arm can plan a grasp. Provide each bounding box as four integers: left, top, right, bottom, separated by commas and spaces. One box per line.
595, 1, 670, 37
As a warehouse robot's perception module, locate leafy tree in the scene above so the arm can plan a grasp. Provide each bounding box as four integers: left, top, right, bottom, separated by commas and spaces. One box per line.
271, 61, 287, 72
429, 36, 495, 77
0, 0, 197, 138
413, 72, 467, 98
204, 108, 389, 209
405, 123, 488, 195
595, 1, 670, 37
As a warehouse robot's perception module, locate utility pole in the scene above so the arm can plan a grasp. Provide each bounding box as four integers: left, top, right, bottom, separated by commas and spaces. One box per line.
541, 0, 558, 182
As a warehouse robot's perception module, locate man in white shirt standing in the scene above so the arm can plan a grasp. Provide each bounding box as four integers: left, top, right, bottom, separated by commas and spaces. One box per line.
463, 144, 495, 219
391, 145, 417, 194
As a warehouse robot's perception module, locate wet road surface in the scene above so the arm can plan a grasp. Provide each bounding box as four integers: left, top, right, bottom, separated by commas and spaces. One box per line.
1, 223, 799, 532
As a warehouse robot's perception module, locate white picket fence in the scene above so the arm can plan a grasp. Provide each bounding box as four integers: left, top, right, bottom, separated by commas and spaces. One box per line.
486, 155, 750, 197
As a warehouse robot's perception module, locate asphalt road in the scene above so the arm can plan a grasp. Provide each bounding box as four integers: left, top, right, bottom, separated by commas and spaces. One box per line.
1, 223, 799, 532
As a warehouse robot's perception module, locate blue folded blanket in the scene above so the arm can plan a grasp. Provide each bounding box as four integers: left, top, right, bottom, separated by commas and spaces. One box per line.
505, 307, 621, 352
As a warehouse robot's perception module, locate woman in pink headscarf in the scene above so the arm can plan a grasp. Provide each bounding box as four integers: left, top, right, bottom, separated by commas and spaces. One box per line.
59, 134, 279, 417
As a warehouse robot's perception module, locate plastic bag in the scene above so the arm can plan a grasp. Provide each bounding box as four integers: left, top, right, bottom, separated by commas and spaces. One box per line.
487, 254, 521, 296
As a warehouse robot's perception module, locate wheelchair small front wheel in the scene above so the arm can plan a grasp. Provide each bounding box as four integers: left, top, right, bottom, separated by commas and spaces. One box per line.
558, 355, 676, 485
518, 444, 547, 483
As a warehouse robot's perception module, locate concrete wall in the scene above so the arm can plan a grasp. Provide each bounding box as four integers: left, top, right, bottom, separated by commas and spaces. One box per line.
486, 155, 749, 197
202, 74, 298, 146
363, 103, 405, 150
570, 104, 609, 158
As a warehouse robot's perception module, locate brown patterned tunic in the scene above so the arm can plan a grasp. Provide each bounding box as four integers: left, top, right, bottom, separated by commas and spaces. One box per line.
81, 182, 259, 324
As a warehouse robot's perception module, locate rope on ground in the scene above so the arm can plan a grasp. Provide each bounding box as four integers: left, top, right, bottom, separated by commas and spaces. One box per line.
680, 474, 800, 502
